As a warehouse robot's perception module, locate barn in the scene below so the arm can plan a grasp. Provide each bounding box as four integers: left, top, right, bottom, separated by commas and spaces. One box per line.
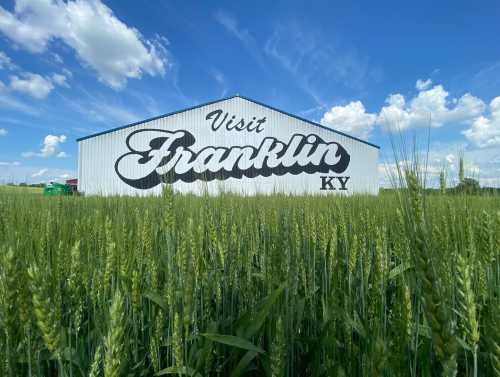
77, 95, 379, 196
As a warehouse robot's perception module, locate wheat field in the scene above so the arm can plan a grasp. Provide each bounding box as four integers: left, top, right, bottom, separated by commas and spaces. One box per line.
0, 181, 499, 377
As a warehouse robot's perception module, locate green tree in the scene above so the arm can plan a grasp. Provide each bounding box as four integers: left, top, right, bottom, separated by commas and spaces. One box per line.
455, 178, 480, 195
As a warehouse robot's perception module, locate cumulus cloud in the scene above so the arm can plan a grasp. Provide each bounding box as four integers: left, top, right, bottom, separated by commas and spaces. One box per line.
41, 134, 67, 157
321, 101, 377, 139
462, 96, 500, 148
416, 78, 432, 91
8, 71, 70, 98
320, 82, 495, 146
32, 168, 48, 177
10, 73, 54, 98
0, 0, 167, 89
23, 134, 67, 158
377, 85, 485, 131
0, 128, 7, 136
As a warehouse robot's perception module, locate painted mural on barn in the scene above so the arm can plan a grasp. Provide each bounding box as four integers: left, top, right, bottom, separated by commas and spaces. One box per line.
78, 96, 379, 196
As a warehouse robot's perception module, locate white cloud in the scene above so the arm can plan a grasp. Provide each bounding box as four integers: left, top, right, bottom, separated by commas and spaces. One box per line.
32, 168, 48, 177
23, 134, 67, 158
0, 3, 53, 52
214, 10, 265, 70
90, 101, 142, 124
321, 101, 377, 139
10, 73, 54, 98
0, 50, 15, 69
0, 161, 20, 166
416, 78, 432, 91
41, 134, 66, 157
51, 73, 69, 87
6, 70, 69, 99
212, 70, 225, 86
62, 68, 73, 78
60, 94, 142, 125
462, 96, 500, 148
319, 82, 496, 149
264, 22, 379, 106
0, 164, 75, 184
377, 159, 443, 188
56, 151, 68, 158
210, 68, 228, 97
0, 128, 7, 136
378, 141, 500, 188
0, 91, 39, 115
52, 52, 63, 64
0, 0, 167, 89
426, 143, 500, 186
377, 85, 485, 131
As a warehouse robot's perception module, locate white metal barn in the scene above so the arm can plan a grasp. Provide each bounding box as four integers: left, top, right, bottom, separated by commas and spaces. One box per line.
77, 96, 379, 196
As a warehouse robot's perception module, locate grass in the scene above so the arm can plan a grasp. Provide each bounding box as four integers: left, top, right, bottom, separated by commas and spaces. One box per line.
0, 185, 499, 376
0, 185, 43, 194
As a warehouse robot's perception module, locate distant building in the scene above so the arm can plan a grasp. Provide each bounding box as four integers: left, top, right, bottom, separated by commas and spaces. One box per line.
65, 178, 78, 193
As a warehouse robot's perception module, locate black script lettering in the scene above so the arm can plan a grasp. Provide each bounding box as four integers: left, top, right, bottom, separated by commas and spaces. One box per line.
226, 115, 236, 130
205, 109, 266, 133
246, 117, 257, 132
234, 118, 246, 131
205, 109, 224, 131
255, 117, 266, 133
115, 129, 351, 189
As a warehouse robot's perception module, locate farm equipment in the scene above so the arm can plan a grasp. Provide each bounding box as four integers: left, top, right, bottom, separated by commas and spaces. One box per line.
43, 182, 73, 196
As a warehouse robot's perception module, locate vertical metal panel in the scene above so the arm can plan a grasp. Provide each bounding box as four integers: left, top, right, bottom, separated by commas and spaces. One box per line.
77, 141, 81, 191
78, 97, 379, 196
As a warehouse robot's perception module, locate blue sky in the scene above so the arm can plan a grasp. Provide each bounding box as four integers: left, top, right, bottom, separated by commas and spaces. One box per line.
0, 0, 499, 186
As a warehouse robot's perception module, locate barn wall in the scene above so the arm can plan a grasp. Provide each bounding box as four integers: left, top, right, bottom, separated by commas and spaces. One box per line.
78, 97, 379, 196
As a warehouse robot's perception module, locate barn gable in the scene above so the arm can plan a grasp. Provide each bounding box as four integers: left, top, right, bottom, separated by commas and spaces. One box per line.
77, 95, 379, 196
77, 95, 379, 149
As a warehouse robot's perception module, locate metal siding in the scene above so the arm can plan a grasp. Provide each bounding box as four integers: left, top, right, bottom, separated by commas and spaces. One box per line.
77, 141, 81, 191
78, 97, 379, 196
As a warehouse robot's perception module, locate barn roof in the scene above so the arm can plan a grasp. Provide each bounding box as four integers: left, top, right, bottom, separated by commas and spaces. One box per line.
76, 95, 380, 149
